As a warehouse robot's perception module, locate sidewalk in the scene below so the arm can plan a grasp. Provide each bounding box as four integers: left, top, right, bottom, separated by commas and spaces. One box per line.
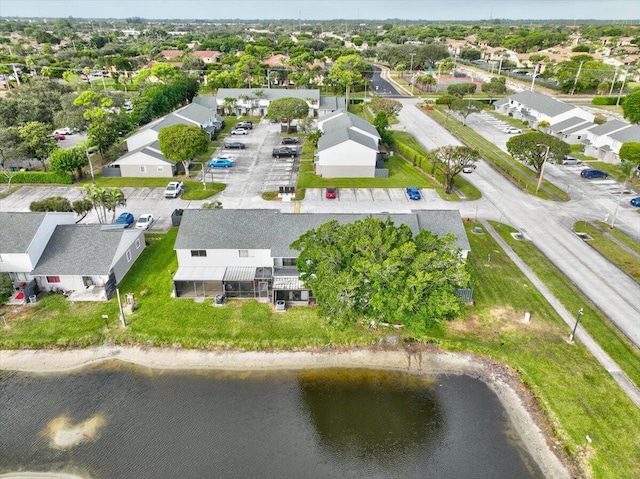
481, 219, 640, 408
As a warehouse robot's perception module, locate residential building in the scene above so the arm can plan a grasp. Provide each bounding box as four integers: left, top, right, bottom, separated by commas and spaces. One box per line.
216, 88, 320, 117
172, 209, 470, 304
494, 91, 594, 128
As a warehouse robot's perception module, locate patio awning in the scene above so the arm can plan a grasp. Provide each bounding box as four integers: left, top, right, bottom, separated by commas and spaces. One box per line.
173, 266, 225, 282
224, 266, 256, 282
272, 276, 306, 290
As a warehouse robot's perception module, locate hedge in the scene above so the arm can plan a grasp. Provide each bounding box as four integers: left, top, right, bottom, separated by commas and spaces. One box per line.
592, 96, 619, 106
393, 138, 432, 171
7, 171, 73, 184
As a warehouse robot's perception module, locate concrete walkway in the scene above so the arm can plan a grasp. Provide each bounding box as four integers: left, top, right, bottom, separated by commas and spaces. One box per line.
481, 219, 640, 408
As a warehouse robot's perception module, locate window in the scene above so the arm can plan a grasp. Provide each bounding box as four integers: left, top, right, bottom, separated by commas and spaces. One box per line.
135, 238, 141, 249
190, 250, 207, 257
282, 258, 297, 267
140, 165, 147, 173
239, 250, 248, 257
157, 166, 164, 172
126, 250, 132, 262
46, 276, 61, 283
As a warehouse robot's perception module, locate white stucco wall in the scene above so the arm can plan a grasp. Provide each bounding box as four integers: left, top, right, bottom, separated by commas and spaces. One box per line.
316, 141, 377, 178
177, 249, 273, 268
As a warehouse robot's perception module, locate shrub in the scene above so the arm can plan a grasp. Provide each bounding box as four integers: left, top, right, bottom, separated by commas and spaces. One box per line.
592, 96, 618, 105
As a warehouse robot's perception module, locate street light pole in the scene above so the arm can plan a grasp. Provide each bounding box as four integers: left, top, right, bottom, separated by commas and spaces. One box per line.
535, 144, 551, 194
569, 308, 584, 343
85, 146, 97, 184
409, 53, 416, 96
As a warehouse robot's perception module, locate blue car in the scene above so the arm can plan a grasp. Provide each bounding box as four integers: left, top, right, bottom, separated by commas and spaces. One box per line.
207, 158, 234, 168
580, 168, 608, 179
115, 212, 134, 227
406, 187, 422, 200
631, 197, 640, 207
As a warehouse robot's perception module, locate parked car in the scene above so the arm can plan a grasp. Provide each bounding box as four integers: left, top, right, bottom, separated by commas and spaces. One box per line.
54, 127, 73, 135
462, 163, 474, 173
630, 197, 640, 207
272, 147, 298, 158
237, 121, 253, 129
406, 187, 422, 200
164, 181, 184, 198
580, 168, 608, 179
230, 128, 249, 135
281, 137, 299, 144
114, 212, 134, 227
208, 158, 234, 168
325, 187, 337, 199
503, 127, 522, 134
224, 141, 246, 149
52, 133, 66, 141
135, 213, 154, 230
561, 156, 582, 165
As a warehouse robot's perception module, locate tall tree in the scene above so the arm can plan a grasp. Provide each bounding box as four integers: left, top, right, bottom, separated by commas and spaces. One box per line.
49, 146, 88, 180
157, 124, 210, 175
622, 90, 640, 124
266, 97, 309, 133
450, 99, 484, 126
18, 121, 58, 171
431, 146, 481, 194
447, 82, 477, 99
506, 132, 570, 177
481, 77, 507, 103
83, 184, 126, 224
291, 217, 469, 330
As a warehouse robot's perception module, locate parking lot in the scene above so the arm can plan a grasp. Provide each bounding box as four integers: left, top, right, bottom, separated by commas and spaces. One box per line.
200, 120, 302, 202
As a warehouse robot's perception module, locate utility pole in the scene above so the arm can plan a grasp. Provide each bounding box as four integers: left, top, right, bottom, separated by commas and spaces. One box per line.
536, 144, 551, 194
409, 53, 416, 96
616, 72, 627, 106
609, 66, 619, 96
570, 61, 585, 95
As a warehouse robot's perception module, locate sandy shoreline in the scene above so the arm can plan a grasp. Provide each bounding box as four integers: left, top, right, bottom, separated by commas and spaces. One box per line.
0, 346, 572, 479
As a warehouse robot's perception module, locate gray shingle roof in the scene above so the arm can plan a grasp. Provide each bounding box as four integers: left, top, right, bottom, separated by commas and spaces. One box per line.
192, 95, 218, 109
549, 117, 592, 133
507, 91, 574, 117
562, 122, 597, 135
112, 141, 172, 165
587, 119, 628, 135
32, 225, 133, 276
319, 96, 346, 111
171, 102, 213, 126
321, 111, 379, 138
0, 212, 47, 253
175, 209, 470, 258
216, 88, 320, 102
317, 127, 379, 152
609, 124, 640, 143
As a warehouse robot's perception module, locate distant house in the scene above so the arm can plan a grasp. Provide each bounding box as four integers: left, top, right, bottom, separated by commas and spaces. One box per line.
160, 50, 184, 60
0, 213, 145, 302
494, 91, 594, 128
216, 88, 320, 117
172, 209, 470, 303
315, 111, 383, 178
192, 50, 222, 64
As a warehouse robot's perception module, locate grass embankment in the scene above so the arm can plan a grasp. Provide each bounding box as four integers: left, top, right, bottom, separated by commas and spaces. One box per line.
574, 221, 640, 282
425, 107, 570, 201
1, 224, 640, 476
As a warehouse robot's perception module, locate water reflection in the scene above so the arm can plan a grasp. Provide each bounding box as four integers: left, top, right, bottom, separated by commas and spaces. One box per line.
299, 369, 443, 467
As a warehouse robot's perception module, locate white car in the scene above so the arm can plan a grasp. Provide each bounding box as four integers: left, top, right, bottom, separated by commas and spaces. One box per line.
164, 181, 184, 198
230, 128, 249, 135
503, 127, 522, 134
54, 127, 73, 135
135, 214, 154, 230
463, 164, 474, 173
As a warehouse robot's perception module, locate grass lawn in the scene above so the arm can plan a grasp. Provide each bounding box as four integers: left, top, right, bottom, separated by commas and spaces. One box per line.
182, 181, 225, 200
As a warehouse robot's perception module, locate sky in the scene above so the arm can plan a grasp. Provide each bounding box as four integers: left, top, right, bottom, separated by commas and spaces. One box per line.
0, 0, 639, 21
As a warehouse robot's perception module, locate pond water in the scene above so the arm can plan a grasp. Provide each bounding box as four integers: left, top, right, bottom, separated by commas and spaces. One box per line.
0, 362, 544, 479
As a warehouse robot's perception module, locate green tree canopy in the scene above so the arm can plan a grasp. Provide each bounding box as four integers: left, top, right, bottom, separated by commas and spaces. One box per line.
481, 77, 507, 102
83, 184, 126, 224
157, 124, 210, 174
622, 90, 640, 124
49, 146, 88, 180
291, 217, 469, 331
29, 196, 73, 212
450, 99, 484, 125
18, 121, 58, 171
619, 142, 640, 164
431, 145, 481, 194
0, 273, 14, 305
266, 97, 309, 133
506, 131, 570, 177
447, 82, 477, 99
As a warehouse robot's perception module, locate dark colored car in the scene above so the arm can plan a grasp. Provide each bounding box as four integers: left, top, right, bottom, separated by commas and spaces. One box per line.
631, 197, 640, 207
281, 137, 299, 144
114, 212, 134, 227
406, 187, 422, 200
325, 187, 337, 199
580, 168, 608, 179
224, 141, 246, 149
272, 147, 298, 158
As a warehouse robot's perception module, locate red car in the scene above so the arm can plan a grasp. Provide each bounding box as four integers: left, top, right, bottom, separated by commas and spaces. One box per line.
53, 133, 66, 141
325, 187, 337, 199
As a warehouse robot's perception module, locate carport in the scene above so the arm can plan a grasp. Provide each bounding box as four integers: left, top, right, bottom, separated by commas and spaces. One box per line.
173, 266, 225, 298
